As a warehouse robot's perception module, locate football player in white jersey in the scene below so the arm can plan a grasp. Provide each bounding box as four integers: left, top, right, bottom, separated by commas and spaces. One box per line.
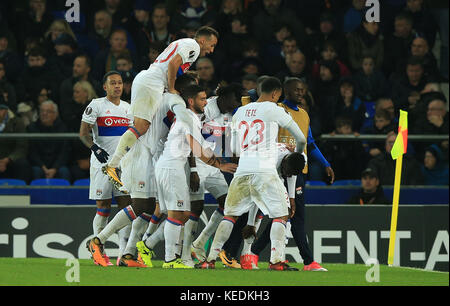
85, 74, 198, 267
137, 85, 237, 269
117, 73, 198, 267
195, 77, 307, 270
79, 71, 132, 266
188, 83, 245, 264
103, 26, 219, 189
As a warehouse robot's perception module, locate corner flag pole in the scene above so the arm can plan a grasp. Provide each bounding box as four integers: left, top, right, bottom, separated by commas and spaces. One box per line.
387, 110, 408, 267
387, 153, 403, 266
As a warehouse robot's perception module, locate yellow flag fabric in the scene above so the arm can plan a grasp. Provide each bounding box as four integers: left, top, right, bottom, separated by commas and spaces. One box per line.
391, 110, 408, 160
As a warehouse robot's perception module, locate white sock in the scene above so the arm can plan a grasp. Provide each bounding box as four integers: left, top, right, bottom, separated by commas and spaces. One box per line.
108, 128, 140, 168
145, 219, 165, 249
182, 215, 199, 261
270, 219, 287, 264
143, 215, 162, 240
164, 217, 183, 262
207, 217, 235, 262
93, 208, 110, 236
193, 207, 223, 249
97, 206, 136, 244
123, 213, 151, 256
117, 224, 131, 259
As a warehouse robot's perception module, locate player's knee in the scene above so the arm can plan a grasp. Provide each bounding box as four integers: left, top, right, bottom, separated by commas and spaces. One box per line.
96, 200, 112, 209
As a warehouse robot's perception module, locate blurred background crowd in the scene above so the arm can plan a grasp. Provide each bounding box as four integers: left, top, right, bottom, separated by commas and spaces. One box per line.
0, 0, 448, 188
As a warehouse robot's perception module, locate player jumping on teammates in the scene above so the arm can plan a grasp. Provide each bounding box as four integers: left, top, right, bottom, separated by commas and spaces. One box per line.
103, 26, 219, 190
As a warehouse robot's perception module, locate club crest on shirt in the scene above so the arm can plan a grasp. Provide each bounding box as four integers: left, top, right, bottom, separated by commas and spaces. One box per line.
177, 200, 184, 207
296, 187, 303, 195
138, 181, 145, 189
96, 189, 103, 196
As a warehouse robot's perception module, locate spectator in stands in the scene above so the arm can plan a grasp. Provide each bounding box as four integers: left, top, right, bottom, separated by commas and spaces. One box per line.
312, 40, 351, 81
404, 0, 438, 49
361, 108, 397, 158
390, 56, 430, 111
347, 20, 384, 72
251, 0, 307, 47
92, 29, 136, 82
0, 30, 23, 82
60, 54, 103, 112
347, 168, 391, 205
0, 60, 17, 113
266, 36, 300, 75
196, 57, 221, 97
15, 47, 61, 103
322, 116, 367, 180
138, 40, 166, 71
214, 0, 246, 38
0, 104, 31, 183
115, 52, 137, 79
141, 3, 176, 50
171, 0, 217, 30
14, 0, 54, 55
85, 10, 113, 57
53, 33, 80, 79
61, 80, 98, 132
241, 74, 257, 92
43, 19, 77, 58
123, 0, 152, 55
334, 77, 366, 133
102, 0, 130, 28
409, 36, 441, 81
421, 144, 449, 186
353, 54, 390, 102
382, 11, 416, 77
27, 100, 71, 182
275, 50, 309, 86
343, 0, 366, 33
367, 131, 424, 185
263, 22, 294, 70
307, 11, 347, 64
311, 59, 340, 133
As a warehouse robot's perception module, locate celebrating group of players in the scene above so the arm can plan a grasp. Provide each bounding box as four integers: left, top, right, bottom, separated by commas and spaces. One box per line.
83, 26, 318, 271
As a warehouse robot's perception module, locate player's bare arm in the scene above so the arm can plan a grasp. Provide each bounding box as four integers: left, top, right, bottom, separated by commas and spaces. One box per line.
79, 121, 94, 148
188, 153, 200, 192
186, 134, 237, 174
168, 54, 183, 94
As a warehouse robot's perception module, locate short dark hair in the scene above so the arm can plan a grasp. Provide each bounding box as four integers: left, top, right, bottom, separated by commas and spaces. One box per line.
76, 54, 92, 68
175, 74, 198, 95
285, 152, 306, 175
407, 56, 424, 68
195, 26, 219, 40
260, 77, 282, 94
28, 47, 46, 58
103, 70, 122, 84
181, 84, 205, 107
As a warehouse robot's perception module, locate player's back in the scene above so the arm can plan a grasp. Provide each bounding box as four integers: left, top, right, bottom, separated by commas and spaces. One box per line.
232, 102, 293, 176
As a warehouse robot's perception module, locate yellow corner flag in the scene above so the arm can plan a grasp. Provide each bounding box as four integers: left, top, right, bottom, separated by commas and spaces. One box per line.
388, 110, 408, 266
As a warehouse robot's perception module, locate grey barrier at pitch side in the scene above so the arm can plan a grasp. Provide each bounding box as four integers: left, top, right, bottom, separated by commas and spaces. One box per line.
0, 205, 448, 271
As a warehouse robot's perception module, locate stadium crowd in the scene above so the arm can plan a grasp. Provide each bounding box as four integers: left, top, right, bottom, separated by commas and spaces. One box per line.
0, 0, 448, 187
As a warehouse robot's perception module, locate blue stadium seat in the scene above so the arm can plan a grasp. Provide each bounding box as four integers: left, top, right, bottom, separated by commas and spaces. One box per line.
73, 179, 90, 186
333, 180, 362, 186
306, 180, 327, 186
30, 179, 71, 186
0, 179, 27, 186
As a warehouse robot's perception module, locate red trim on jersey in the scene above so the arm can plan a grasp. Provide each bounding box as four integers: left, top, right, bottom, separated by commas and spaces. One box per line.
96, 116, 130, 127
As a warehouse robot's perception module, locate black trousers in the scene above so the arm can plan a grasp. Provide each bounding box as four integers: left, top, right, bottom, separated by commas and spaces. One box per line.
223, 174, 314, 265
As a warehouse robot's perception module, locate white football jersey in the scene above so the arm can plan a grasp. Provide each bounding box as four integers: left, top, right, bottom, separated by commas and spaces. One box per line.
82, 97, 132, 168
156, 109, 204, 170
201, 96, 232, 154
147, 38, 200, 89
231, 102, 294, 176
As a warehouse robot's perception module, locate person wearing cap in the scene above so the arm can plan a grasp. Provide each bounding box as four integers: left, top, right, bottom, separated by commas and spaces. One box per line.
0, 104, 31, 183
421, 144, 449, 186
348, 168, 391, 205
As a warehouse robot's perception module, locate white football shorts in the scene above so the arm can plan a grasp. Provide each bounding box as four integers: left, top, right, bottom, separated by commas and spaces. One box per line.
190, 160, 228, 201
89, 166, 128, 200
155, 167, 191, 214
224, 173, 289, 219
120, 141, 157, 199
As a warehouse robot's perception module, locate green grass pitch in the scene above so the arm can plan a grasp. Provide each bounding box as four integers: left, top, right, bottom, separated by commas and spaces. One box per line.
0, 258, 448, 286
